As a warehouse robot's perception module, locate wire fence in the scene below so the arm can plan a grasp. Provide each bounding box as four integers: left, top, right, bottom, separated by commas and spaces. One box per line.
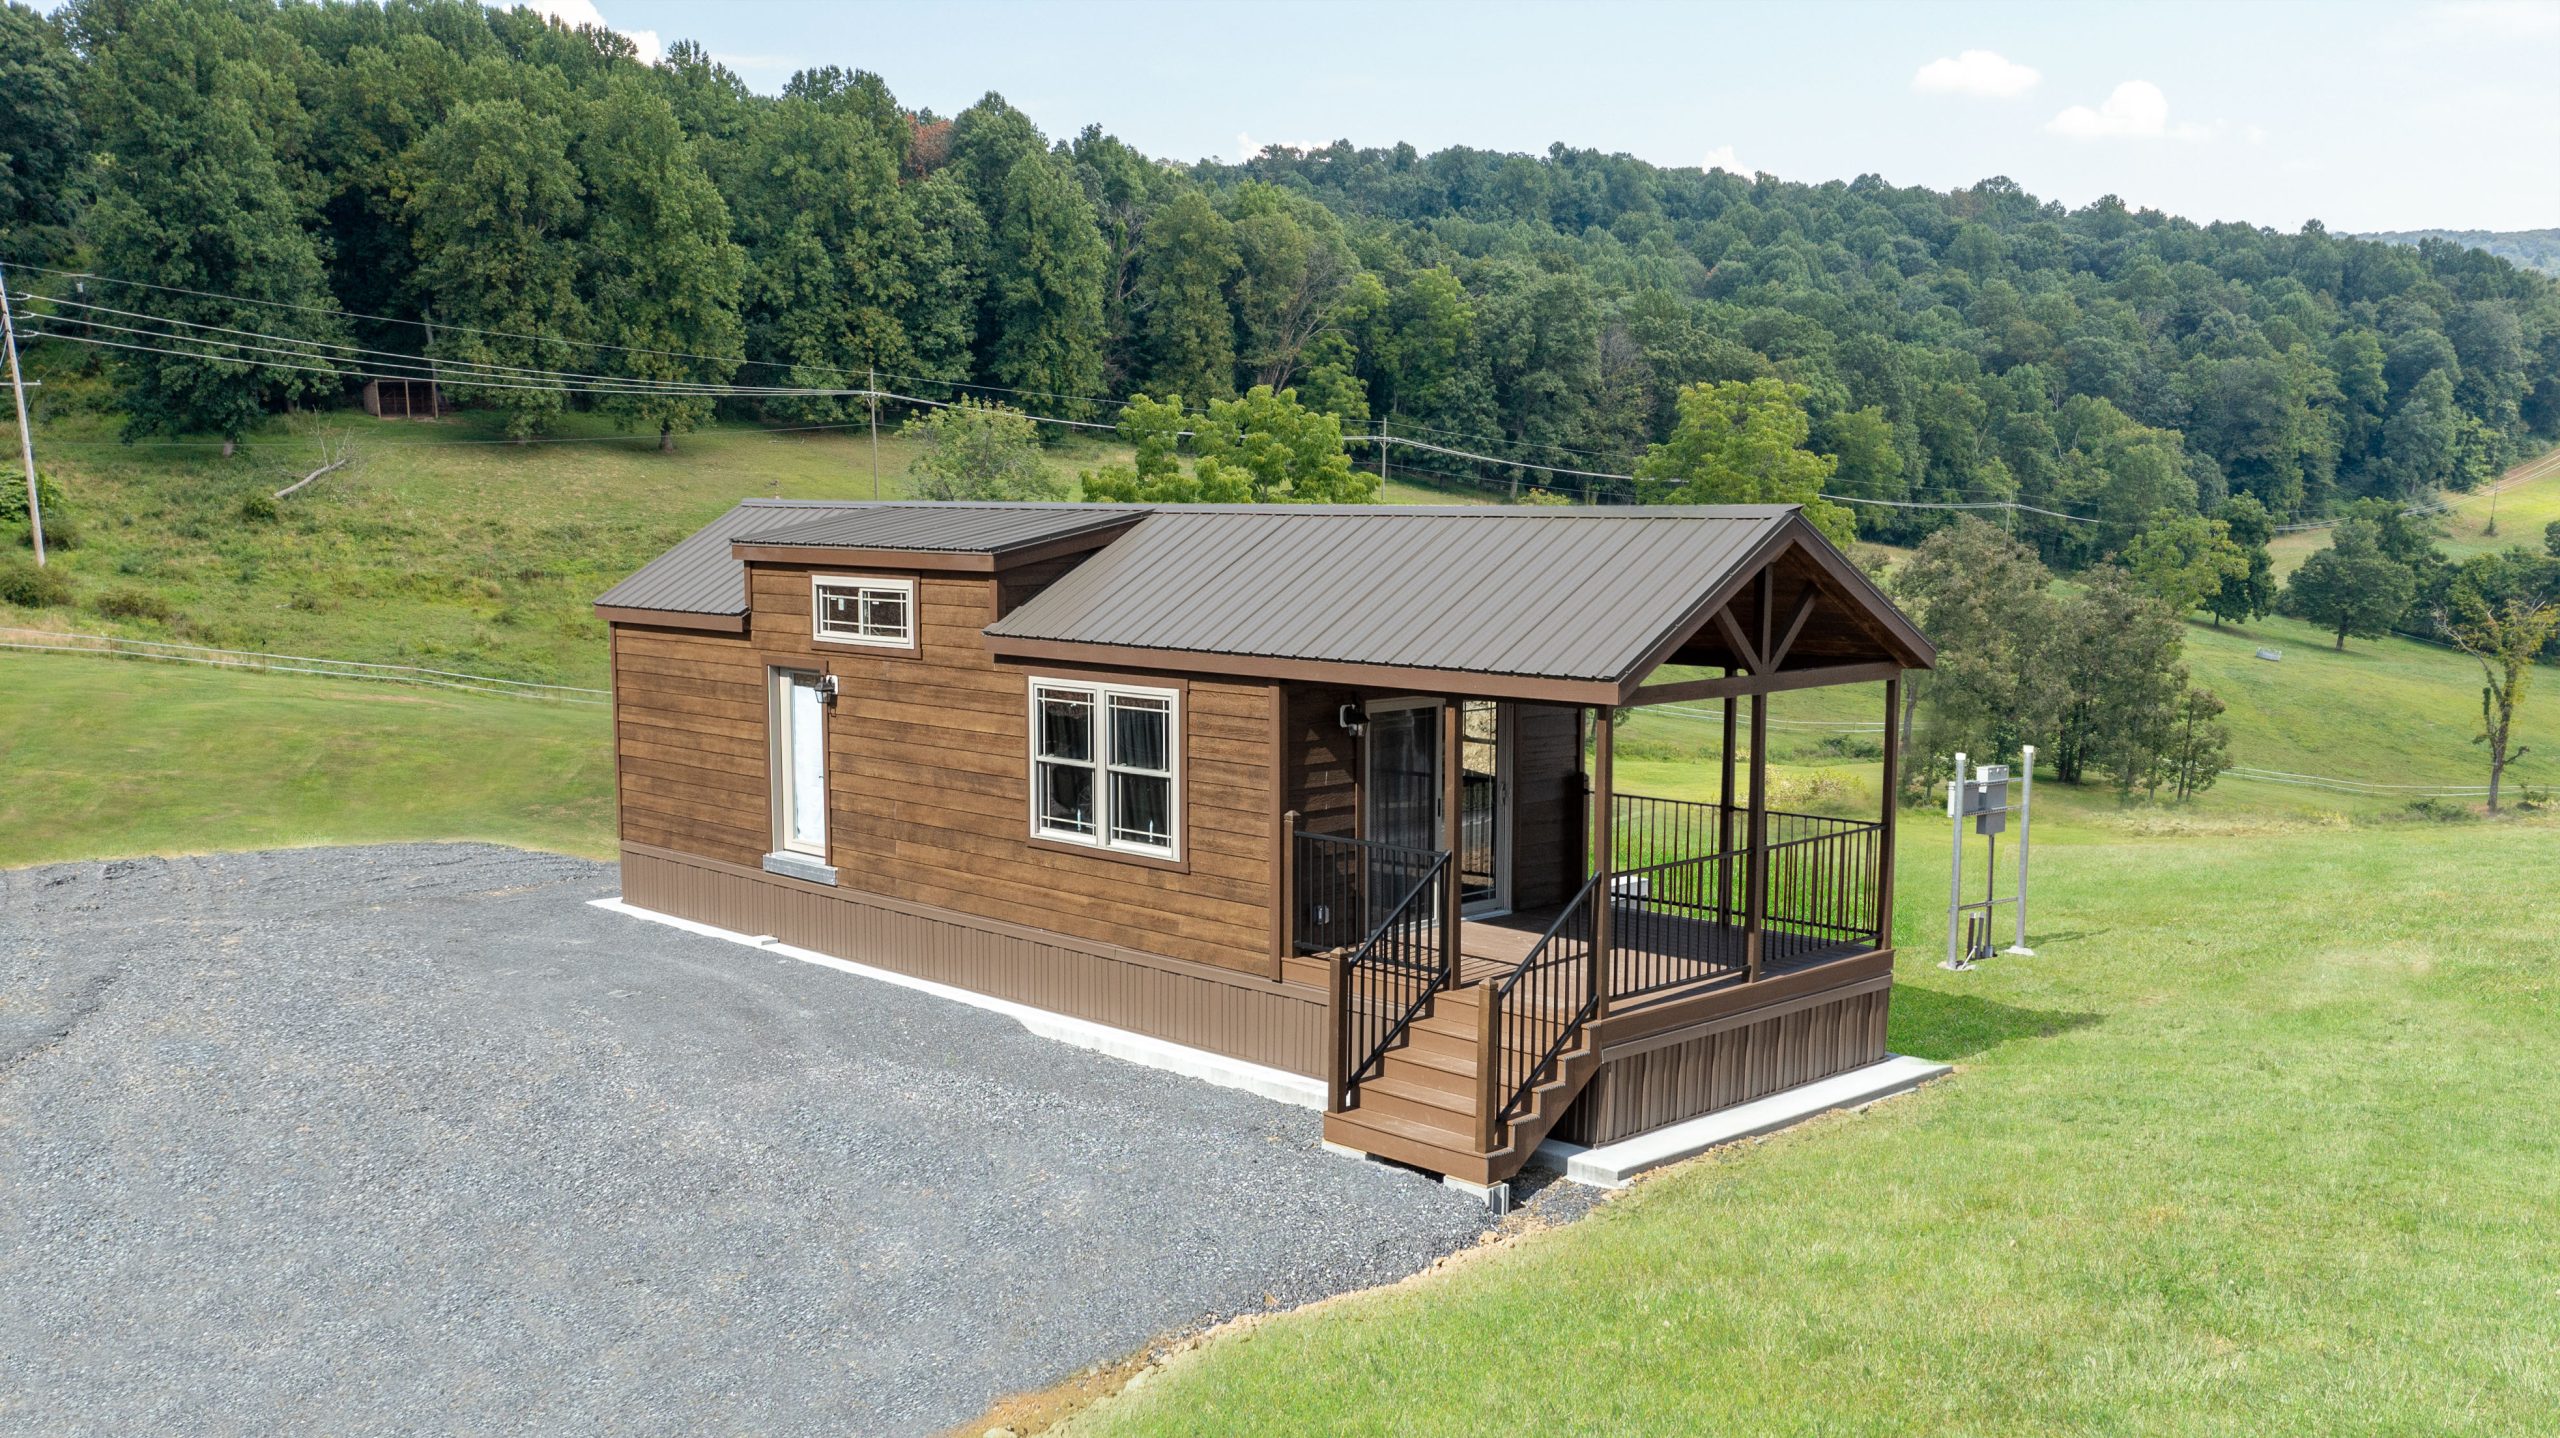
0, 627, 608, 705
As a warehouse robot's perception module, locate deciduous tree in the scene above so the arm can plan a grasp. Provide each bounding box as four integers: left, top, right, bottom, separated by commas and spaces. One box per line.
2282, 519, 2415, 650
1635, 379, 1855, 546
2435, 551, 2560, 812
903, 398, 1061, 500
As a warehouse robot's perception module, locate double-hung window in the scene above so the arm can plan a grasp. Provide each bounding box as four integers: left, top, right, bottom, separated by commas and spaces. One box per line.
811, 575, 915, 650
1030, 680, 1179, 859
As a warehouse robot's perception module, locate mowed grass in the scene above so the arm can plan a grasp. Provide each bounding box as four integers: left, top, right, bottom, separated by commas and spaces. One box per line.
0, 651, 613, 865
2271, 443, 2560, 579
1071, 813, 2559, 1437
1621, 577, 2555, 823
7, 395, 1143, 689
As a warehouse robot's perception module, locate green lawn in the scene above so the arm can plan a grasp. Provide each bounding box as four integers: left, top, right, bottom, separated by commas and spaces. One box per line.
1071, 811, 2559, 1436
0, 651, 613, 865
7, 393, 1143, 689
2271, 444, 2560, 579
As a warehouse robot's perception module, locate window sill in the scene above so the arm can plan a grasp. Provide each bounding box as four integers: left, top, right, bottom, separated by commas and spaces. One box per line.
761, 851, 839, 886
1026, 834, 1189, 874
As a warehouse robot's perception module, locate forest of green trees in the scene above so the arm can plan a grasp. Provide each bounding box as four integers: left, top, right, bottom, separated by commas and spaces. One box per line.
5, 0, 2558, 568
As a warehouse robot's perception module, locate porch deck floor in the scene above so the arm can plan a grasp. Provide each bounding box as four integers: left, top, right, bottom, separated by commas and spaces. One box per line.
1455, 905, 1869, 1003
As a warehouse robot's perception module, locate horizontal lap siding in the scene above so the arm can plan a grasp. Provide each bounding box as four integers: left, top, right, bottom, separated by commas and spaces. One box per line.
621, 844, 1325, 1074
1509, 703, 1583, 910
1554, 985, 1891, 1146
1284, 684, 1362, 837
741, 565, 1278, 977
611, 626, 767, 868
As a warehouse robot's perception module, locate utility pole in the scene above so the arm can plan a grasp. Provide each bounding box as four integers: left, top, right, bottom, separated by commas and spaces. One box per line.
867, 364, 881, 500
0, 260, 44, 565
1377, 410, 1390, 491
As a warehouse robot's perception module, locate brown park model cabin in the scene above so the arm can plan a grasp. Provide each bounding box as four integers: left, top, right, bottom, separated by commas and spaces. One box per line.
596, 501, 1935, 1186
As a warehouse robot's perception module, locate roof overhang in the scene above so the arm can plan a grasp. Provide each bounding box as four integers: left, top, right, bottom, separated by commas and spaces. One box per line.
592, 603, 747, 632
981, 510, 1933, 704
983, 635, 1626, 705
730, 517, 1145, 574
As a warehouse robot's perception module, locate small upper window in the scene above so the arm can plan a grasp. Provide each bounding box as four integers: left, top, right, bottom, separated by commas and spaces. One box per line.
812, 575, 915, 649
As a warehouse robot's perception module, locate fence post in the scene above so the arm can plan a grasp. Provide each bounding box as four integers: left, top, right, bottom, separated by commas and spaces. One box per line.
1324, 946, 1347, 1114
1876, 677, 1900, 952
1278, 810, 1298, 966
1440, 702, 1462, 991
1475, 988, 1501, 1153
1590, 706, 1616, 1018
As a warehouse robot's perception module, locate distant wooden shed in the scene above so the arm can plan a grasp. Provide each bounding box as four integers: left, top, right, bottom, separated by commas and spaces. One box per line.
361, 378, 447, 419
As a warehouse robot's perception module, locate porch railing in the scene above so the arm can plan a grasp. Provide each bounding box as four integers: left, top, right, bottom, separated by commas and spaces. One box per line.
1294, 830, 1450, 1105
1487, 871, 1602, 1132
1606, 793, 1883, 1000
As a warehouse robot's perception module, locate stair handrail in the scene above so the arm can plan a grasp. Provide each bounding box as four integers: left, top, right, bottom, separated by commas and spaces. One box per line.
1487, 870, 1605, 1131
1337, 847, 1453, 1102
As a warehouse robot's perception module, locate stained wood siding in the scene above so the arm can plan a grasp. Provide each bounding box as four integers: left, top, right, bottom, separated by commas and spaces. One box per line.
622, 843, 1326, 1073
1283, 684, 1362, 838
1508, 702, 1583, 909
1555, 982, 1891, 1146
728, 562, 1278, 976
612, 624, 770, 867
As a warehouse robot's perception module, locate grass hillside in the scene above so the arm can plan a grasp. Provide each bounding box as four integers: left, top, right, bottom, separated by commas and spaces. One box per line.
3, 383, 1480, 690
3, 400, 2550, 870
2269, 444, 2560, 579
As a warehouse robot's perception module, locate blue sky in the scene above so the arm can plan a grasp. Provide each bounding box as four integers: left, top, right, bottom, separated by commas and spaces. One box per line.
87, 0, 2554, 231
561, 0, 2557, 232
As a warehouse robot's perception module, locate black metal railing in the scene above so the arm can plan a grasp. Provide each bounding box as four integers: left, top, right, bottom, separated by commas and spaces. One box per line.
1295, 831, 1450, 1103
1602, 793, 1883, 1000
1488, 872, 1602, 1130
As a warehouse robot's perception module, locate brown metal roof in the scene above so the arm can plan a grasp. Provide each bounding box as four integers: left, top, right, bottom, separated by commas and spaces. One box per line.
594, 501, 1139, 618
983, 506, 1807, 685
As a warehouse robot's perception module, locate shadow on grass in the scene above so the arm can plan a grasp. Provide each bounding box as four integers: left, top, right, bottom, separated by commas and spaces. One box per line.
1890, 983, 2099, 1063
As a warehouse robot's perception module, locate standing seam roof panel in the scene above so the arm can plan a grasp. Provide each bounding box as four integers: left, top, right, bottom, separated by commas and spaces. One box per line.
983, 507, 1809, 682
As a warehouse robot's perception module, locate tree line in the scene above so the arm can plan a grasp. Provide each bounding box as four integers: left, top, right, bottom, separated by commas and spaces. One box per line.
4, 0, 2557, 548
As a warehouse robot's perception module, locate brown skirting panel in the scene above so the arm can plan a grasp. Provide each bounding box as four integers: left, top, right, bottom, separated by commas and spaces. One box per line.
619, 842, 1328, 1076
1554, 982, 1892, 1147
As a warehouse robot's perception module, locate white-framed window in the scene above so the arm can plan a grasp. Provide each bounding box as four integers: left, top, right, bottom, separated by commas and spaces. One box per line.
772, 668, 829, 857
811, 574, 915, 650
1030, 679, 1180, 859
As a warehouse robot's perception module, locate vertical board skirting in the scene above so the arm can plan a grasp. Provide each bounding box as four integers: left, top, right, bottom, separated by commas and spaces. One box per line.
621, 843, 1327, 1075
1554, 987, 1892, 1147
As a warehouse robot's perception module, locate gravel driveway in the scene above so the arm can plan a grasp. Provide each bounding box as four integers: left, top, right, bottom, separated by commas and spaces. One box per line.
0, 844, 1503, 1436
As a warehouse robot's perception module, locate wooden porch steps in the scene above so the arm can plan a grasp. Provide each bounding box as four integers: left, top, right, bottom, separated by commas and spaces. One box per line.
1321, 984, 1603, 1188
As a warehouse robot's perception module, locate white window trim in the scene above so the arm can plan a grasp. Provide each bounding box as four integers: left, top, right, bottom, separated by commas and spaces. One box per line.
771, 667, 828, 858
810, 573, 917, 650
1027, 678, 1182, 861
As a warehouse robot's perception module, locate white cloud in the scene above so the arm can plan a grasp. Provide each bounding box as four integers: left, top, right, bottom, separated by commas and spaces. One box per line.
2046, 81, 2214, 141
492, 1, 663, 66
2428, 1, 2560, 39
1701, 145, 1761, 178
1911, 49, 2042, 99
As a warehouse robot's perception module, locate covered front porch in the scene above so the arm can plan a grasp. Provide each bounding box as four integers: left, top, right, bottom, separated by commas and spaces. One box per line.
1274, 544, 1923, 1185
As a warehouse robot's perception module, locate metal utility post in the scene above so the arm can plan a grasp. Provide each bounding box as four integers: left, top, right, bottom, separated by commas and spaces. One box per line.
867, 365, 881, 500
1943, 750, 1967, 970
0, 260, 44, 565
2007, 745, 2036, 956
1376, 413, 1390, 490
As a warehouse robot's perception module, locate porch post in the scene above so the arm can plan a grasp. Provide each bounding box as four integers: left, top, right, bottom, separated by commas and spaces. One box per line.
1717, 670, 1738, 928
1876, 679, 1900, 952
1440, 699, 1462, 989
1744, 690, 1769, 983
1590, 705, 1615, 1018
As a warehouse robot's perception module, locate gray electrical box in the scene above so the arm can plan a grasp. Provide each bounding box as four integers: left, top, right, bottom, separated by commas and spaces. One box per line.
1964, 764, 2009, 835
